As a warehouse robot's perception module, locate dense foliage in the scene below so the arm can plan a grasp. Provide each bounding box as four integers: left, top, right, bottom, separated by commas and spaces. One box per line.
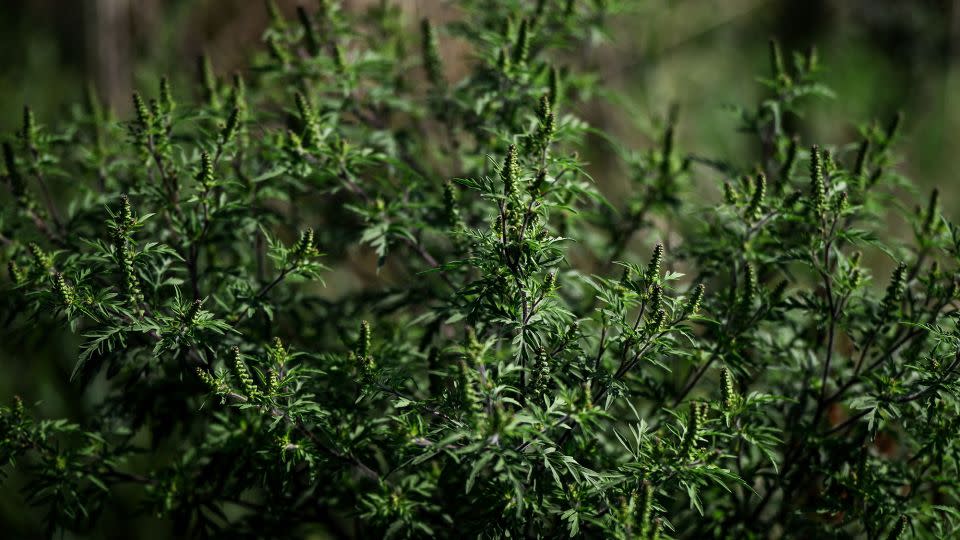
2, 1, 959, 538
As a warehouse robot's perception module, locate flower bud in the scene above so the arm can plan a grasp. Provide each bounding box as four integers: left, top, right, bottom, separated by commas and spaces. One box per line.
769, 38, 786, 82
779, 136, 798, 183
159, 76, 175, 114
132, 92, 152, 131
296, 6, 321, 56
28, 243, 53, 272
637, 482, 653, 536
119, 194, 134, 230
52, 272, 75, 306
295, 92, 321, 149
880, 262, 907, 320
21, 105, 37, 152
442, 181, 460, 226
720, 367, 736, 409
267, 35, 291, 66
501, 144, 521, 199
8, 261, 26, 286
683, 283, 705, 318
747, 173, 765, 221
810, 145, 826, 218
421, 19, 444, 88
922, 188, 940, 236
679, 402, 705, 458
646, 243, 664, 283
853, 138, 870, 179
357, 320, 371, 360
547, 66, 560, 108
221, 107, 241, 144
293, 228, 316, 259
196, 151, 214, 189
723, 182, 738, 205
266, 0, 285, 27
512, 19, 530, 65
885, 515, 907, 540
544, 270, 558, 293
232, 346, 260, 399
183, 299, 203, 326
198, 55, 219, 109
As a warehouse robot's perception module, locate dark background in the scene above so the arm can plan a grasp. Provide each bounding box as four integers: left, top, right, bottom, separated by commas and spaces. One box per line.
1, 0, 958, 537
2, 0, 957, 199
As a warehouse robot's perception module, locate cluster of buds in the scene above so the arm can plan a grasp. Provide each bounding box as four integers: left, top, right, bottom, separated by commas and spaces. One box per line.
221, 107, 241, 147
531, 347, 551, 399
769, 279, 789, 307
746, 173, 765, 221
722, 181, 738, 206
853, 138, 870, 181
720, 367, 738, 410
646, 285, 666, 333
219, 75, 246, 147
769, 38, 789, 86
294, 92, 322, 150
877, 111, 903, 155
115, 234, 144, 308
886, 515, 908, 540
920, 188, 943, 237
511, 19, 530, 66
196, 367, 226, 397
809, 145, 826, 220
543, 270, 558, 294
113, 198, 144, 308
271, 337, 289, 368
196, 151, 215, 191
580, 381, 594, 410
682, 283, 705, 319
533, 95, 556, 154
28, 242, 53, 274
3, 142, 39, 214
51, 272, 76, 307
739, 263, 757, 317
182, 299, 204, 327
501, 144, 522, 201
131, 92, 154, 161
547, 66, 561, 108
119, 194, 135, 229
8, 261, 26, 286
198, 54, 219, 109
847, 252, 863, 290
353, 320, 375, 376
420, 19, 444, 89
20, 105, 38, 158
879, 262, 907, 320
267, 34, 291, 66
159, 76, 175, 115
779, 137, 798, 184
457, 360, 483, 422
629, 481, 662, 540
834, 191, 849, 214
229, 74, 246, 119
646, 243, 664, 283
292, 227, 319, 261
442, 181, 460, 227
679, 402, 707, 459
232, 346, 261, 400
296, 6, 321, 57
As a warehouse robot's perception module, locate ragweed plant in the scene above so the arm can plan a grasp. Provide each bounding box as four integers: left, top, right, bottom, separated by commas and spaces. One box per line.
1, 2, 959, 539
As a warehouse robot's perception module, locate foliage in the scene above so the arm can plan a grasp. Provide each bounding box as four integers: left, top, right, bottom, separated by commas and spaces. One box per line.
1, 2, 958, 538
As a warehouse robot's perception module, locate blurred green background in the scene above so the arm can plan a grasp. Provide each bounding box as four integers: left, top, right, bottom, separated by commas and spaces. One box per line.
2, 0, 957, 198
1, 0, 958, 537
